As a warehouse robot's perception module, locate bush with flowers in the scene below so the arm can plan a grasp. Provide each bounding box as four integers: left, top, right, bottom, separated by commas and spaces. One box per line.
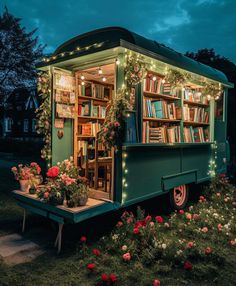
66, 175, 235, 286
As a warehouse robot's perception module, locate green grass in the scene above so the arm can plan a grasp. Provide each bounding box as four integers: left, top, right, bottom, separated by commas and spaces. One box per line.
0, 155, 235, 286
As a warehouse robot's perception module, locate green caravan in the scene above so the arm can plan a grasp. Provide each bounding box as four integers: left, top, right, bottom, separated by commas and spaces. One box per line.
14, 27, 233, 241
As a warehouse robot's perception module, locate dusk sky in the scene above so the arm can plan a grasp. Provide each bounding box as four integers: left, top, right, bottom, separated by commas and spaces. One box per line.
1, 0, 236, 63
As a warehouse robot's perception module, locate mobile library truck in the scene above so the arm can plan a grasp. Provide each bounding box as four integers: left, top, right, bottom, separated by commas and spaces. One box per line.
13, 27, 233, 252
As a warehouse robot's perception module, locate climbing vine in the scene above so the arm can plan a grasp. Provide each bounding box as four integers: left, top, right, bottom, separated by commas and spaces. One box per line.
36, 71, 52, 163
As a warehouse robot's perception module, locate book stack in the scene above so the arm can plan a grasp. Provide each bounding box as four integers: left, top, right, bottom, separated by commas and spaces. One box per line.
143, 76, 162, 93
78, 82, 110, 100
78, 122, 101, 137
183, 105, 209, 123
143, 122, 181, 143
78, 101, 106, 118
143, 99, 180, 119
183, 127, 209, 143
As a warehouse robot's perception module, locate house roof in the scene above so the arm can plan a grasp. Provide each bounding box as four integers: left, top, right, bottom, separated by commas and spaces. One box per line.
38, 26, 232, 87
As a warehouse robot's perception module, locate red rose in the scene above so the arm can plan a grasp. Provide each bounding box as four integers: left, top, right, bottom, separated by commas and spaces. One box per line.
153, 279, 161, 286
116, 221, 123, 227
187, 241, 194, 248
43, 192, 49, 199
145, 215, 152, 222
46, 166, 60, 178
133, 227, 140, 234
87, 263, 96, 270
179, 210, 184, 214
155, 216, 164, 224
92, 248, 101, 256
80, 236, 87, 242
183, 261, 192, 270
109, 274, 118, 283
205, 247, 212, 255
101, 273, 109, 282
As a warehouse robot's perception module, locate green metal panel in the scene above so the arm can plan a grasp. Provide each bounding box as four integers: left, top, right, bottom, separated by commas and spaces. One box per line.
48, 213, 64, 224
162, 170, 197, 190
122, 143, 212, 206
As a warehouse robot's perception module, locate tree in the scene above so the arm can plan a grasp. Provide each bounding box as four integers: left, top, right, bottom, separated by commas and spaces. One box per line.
0, 6, 44, 100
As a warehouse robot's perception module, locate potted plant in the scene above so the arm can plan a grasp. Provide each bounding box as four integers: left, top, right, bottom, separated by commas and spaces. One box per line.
11, 164, 33, 192
29, 162, 42, 186
37, 183, 64, 206
77, 183, 89, 206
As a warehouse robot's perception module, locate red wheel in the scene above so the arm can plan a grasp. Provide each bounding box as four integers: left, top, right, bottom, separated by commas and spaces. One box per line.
169, 184, 189, 210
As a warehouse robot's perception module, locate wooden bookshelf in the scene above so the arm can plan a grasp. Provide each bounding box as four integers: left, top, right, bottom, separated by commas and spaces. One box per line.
183, 121, 209, 126
183, 100, 209, 107
77, 135, 96, 139
143, 117, 181, 123
78, 116, 105, 121
144, 91, 180, 101
78, 95, 109, 103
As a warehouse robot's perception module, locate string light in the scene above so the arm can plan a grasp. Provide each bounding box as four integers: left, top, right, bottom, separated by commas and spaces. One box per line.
115, 58, 120, 65
102, 77, 106, 82
98, 67, 103, 74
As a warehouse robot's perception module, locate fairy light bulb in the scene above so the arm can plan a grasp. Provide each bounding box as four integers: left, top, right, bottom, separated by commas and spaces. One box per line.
102, 77, 106, 82
98, 68, 103, 74
153, 76, 157, 81
162, 79, 166, 84
115, 58, 120, 65
80, 75, 85, 80
81, 81, 85, 86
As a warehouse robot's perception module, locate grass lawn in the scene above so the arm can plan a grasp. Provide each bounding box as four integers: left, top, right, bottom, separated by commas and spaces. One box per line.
0, 155, 235, 286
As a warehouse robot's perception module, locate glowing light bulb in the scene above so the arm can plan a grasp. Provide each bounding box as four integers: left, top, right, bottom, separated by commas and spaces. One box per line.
81, 75, 85, 80
162, 79, 166, 84
98, 68, 103, 74
102, 77, 106, 82
153, 76, 157, 81
116, 58, 120, 65
81, 81, 85, 86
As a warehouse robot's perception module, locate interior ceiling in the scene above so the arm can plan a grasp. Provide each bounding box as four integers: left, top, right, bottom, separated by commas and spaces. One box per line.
76, 63, 115, 85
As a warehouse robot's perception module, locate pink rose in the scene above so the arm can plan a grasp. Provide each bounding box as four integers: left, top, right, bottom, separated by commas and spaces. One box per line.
123, 252, 131, 261
187, 241, 194, 248
201, 227, 208, 233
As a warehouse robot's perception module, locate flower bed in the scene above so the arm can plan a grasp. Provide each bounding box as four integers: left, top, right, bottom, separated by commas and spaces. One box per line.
75, 175, 236, 285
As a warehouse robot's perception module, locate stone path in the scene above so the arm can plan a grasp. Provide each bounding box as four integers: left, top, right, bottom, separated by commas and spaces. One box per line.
0, 233, 44, 265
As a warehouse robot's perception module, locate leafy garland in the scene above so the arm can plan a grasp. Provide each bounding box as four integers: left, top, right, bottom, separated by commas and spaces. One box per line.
36, 71, 52, 162
202, 82, 223, 99
99, 54, 148, 150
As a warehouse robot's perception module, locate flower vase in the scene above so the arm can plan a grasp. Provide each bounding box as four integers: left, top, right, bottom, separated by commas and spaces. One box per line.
77, 195, 88, 206
19, 180, 31, 192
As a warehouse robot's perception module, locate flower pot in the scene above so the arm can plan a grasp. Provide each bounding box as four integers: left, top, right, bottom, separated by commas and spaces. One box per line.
19, 180, 31, 192
77, 196, 88, 206
49, 196, 64, 206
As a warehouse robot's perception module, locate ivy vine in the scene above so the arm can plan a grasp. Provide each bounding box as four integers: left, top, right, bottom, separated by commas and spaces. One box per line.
36, 71, 52, 163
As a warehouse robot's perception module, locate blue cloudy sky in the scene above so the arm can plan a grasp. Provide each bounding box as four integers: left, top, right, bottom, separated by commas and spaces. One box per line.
1, 0, 236, 62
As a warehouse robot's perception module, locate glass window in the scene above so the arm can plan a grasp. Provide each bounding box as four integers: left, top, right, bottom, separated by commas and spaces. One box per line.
5, 118, 13, 132
215, 93, 224, 121
32, 119, 37, 133
23, 119, 29, 132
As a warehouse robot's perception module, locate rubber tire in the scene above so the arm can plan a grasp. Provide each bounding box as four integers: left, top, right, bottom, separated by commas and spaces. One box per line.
169, 185, 189, 210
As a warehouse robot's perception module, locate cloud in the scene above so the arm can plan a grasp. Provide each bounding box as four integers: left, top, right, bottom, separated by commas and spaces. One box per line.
1, 0, 236, 63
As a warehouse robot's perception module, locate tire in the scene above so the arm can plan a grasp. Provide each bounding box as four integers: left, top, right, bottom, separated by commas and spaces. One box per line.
169, 184, 189, 210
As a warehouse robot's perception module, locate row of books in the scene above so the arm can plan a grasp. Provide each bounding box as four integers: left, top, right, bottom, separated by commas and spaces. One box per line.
183, 105, 209, 123
78, 140, 104, 156
143, 122, 181, 143
78, 122, 101, 137
78, 82, 111, 100
143, 77, 179, 96
143, 99, 181, 119
78, 101, 106, 118
184, 88, 208, 104
183, 127, 209, 143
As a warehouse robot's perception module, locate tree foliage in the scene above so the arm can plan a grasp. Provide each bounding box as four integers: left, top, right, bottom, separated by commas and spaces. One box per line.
0, 6, 44, 99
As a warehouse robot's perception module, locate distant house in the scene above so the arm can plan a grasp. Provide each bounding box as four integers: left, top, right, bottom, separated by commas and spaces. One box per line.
1, 87, 41, 139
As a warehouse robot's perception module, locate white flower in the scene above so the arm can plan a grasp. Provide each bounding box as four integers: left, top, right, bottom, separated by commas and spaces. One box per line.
161, 243, 167, 249
121, 245, 128, 251
176, 250, 183, 256
112, 234, 119, 241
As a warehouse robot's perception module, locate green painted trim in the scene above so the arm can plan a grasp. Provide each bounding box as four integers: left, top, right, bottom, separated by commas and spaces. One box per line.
122, 189, 163, 207
123, 142, 213, 150
48, 213, 64, 224
197, 176, 211, 183
17, 201, 48, 217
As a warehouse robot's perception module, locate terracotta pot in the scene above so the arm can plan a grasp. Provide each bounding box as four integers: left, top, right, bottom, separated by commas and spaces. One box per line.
19, 180, 31, 192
